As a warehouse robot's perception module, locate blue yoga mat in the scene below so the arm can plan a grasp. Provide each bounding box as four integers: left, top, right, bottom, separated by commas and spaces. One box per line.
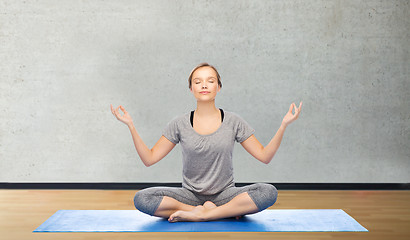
34, 209, 368, 232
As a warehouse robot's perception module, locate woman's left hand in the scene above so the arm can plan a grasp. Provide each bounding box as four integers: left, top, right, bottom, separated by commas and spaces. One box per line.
281, 101, 303, 127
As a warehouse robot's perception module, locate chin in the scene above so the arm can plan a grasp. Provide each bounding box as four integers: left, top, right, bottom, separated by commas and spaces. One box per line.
197, 98, 216, 102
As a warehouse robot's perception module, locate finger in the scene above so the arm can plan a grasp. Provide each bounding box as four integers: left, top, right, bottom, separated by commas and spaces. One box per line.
288, 103, 293, 113
113, 108, 119, 118
111, 105, 117, 115
294, 103, 302, 118
297, 102, 302, 114
120, 105, 127, 113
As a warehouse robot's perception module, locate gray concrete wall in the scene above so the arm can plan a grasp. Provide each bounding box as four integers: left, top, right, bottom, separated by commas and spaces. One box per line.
0, 0, 409, 183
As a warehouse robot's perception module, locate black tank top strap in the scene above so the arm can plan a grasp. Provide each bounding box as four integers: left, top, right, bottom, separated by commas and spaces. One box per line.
190, 109, 224, 127
190, 110, 194, 127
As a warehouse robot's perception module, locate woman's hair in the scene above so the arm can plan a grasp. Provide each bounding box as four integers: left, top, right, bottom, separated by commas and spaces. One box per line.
188, 63, 222, 89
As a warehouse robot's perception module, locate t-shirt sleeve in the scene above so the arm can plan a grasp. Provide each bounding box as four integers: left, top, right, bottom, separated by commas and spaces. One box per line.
234, 114, 255, 143
162, 117, 180, 144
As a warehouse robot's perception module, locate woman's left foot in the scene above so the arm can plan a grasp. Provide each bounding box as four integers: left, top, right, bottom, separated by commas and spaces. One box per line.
203, 201, 217, 209
168, 205, 207, 222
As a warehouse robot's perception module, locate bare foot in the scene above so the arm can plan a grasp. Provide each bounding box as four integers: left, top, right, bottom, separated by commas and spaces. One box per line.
168, 205, 207, 222
203, 201, 217, 209
203, 201, 243, 220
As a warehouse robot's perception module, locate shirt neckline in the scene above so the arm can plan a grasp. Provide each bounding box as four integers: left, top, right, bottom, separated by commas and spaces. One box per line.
187, 109, 227, 137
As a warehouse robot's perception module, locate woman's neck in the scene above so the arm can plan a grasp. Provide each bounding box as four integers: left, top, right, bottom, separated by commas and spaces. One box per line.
195, 100, 219, 118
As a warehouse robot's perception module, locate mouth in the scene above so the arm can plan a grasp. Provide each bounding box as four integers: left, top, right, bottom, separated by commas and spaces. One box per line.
200, 91, 210, 94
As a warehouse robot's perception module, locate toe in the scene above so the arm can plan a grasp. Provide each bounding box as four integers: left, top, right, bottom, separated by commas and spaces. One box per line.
168, 212, 177, 222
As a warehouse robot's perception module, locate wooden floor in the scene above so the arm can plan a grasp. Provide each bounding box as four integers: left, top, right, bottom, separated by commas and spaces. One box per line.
0, 190, 409, 240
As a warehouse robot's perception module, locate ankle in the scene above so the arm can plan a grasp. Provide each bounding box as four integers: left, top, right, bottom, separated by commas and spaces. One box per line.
198, 207, 213, 221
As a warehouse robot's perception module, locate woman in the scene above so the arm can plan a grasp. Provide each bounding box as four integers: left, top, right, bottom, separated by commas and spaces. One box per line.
111, 63, 302, 222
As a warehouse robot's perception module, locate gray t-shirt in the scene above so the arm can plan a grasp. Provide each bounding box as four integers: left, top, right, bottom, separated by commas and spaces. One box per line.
162, 110, 255, 195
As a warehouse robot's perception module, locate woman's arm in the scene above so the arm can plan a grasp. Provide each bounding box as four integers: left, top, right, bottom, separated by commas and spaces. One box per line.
111, 105, 175, 167
240, 124, 286, 164
240, 102, 302, 164
127, 123, 153, 166
128, 123, 176, 167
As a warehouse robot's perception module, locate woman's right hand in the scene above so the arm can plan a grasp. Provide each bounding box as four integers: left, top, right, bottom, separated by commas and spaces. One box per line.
111, 104, 133, 127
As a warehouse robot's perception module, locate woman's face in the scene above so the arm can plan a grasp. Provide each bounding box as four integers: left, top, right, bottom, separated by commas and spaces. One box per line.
190, 66, 220, 102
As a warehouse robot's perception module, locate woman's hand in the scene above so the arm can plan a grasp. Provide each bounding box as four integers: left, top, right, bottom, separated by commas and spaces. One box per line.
111, 104, 134, 127
281, 101, 302, 127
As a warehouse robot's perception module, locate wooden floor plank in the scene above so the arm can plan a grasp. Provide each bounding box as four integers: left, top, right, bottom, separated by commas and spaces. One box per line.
0, 190, 409, 239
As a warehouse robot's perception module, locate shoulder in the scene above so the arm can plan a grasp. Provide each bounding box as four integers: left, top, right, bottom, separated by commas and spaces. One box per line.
223, 110, 246, 122
224, 110, 253, 129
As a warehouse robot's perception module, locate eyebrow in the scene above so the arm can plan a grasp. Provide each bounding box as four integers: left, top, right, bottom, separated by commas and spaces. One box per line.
193, 76, 216, 81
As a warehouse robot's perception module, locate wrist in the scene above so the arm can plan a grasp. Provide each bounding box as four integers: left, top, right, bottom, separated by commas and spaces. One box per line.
127, 122, 135, 129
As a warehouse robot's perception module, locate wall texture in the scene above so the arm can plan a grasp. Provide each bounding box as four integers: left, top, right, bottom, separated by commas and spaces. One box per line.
0, 0, 409, 183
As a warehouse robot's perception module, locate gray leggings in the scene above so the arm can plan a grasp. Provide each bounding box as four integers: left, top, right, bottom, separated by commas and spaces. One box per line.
134, 183, 278, 216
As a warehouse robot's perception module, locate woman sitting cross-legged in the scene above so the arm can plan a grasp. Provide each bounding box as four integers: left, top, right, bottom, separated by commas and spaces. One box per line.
111, 62, 302, 222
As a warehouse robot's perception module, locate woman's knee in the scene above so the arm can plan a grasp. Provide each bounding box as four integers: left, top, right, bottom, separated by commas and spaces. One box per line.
263, 183, 278, 206
133, 188, 162, 216
248, 183, 278, 211
133, 189, 148, 212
